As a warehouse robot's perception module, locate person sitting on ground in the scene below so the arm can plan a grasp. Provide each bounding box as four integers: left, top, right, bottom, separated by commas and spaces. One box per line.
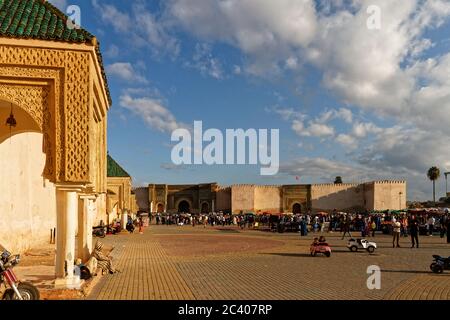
93, 241, 120, 275
312, 238, 319, 246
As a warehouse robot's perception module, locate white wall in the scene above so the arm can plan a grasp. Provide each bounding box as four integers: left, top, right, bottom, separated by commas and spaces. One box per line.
0, 132, 56, 254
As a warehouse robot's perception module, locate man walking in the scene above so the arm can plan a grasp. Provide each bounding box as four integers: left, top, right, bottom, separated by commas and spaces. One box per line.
428, 216, 435, 236
341, 218, 352, 240
445, 213, 450, 244
409, 215, 420, 248
392, 219, 401, 248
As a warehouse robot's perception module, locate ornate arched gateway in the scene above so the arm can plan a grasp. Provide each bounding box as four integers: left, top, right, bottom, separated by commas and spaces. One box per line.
292, 203, 302, 214
0, 0, 111, 289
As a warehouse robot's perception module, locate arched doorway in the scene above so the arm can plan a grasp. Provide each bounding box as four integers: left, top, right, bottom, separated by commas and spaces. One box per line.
0, 100, 57, 253
201, 202, 209, 214
292, 203, 302, 214
178, 200, 190, 213
157, 203, 164, 213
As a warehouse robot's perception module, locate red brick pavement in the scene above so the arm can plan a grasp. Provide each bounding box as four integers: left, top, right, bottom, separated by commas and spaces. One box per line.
87, 226, 450, 300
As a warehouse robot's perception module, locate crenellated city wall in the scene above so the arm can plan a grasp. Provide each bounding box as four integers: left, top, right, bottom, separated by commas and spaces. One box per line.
137, 181, 408, 214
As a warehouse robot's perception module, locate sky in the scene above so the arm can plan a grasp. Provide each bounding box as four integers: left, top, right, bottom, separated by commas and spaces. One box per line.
49, 0, 450, 201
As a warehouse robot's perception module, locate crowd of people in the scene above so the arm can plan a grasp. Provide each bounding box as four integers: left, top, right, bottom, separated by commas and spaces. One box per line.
151, 212, 257, 228
145, 208, 450, 246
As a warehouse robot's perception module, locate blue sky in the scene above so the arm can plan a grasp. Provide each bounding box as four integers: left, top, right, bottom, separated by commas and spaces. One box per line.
50, 0, 450, 200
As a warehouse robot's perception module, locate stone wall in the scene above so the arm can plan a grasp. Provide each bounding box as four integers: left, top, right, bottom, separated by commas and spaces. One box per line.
373, 181, 407, 210
137, 181, 407, 214
134, 187, 150, 212
310, 181, 407, 211
254, 186, 282, 213
94, 193, 107, 226
311, 183, 366, 211
216, 187, 231, 212
231, 185, 255, 213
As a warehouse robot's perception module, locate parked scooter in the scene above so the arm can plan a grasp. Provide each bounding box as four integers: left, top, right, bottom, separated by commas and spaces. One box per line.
1, 250, 40, 300
92, 226, 106, 238
430, 255, 450, 274
126, 222, 135, 234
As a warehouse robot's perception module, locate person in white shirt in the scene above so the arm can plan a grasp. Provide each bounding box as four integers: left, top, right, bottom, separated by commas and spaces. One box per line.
392, 219, 401, 248
428, 216, 435, 236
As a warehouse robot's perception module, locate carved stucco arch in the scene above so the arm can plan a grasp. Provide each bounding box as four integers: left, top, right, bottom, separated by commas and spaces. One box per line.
0, 45, 92, 184
0, 84, 55, 180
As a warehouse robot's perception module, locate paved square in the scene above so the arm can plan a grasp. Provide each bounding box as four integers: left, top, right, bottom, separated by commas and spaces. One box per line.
87, 226, 450, 300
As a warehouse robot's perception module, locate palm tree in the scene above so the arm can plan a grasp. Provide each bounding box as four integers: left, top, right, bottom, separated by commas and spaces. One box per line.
334, 176, 343, 184
427, 167, 441, 204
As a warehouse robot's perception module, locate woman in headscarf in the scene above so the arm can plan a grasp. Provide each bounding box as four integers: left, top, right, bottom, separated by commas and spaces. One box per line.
93, 241, 119, 274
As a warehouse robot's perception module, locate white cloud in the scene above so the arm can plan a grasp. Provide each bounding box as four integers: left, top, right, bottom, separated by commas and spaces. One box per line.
233, 65, 242, 75
167, 0, 317, 75
273, 107, 356, 138
119, 95, 182, 133
165, 0, 450, 131
300, 123, 335, 138
92, 0, 179, 57
104, 44, 120, 58
352, 122, 382, 138
336, 134, 357, 148
184, 43, 224, 79
280, 157, 376, 182
285, 57, 299, 70
334, 108, 353, 124
269, 106, 305, 122
106, 63, 149, 84
92, 0, 131, 33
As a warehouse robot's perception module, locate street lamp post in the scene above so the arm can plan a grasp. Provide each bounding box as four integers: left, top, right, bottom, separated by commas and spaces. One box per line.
445, 172, 450, 197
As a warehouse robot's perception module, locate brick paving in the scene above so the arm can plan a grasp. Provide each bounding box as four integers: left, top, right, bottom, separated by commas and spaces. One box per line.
87, 226, 450, 300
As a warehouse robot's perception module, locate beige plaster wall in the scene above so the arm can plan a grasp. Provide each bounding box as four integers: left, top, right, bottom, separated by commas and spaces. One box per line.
254, 186, 282, 213
134, 187, 150, 212
94, 193, 107, 226
0, 132, 56, 254
311, 184, 366, 211
216, 187, 231, 211
231, 185, 255, 213
373, 181, 407, 210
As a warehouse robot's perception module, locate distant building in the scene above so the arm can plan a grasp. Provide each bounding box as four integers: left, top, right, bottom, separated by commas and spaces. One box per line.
106, 155, 138, 222
135, 181, 407, 214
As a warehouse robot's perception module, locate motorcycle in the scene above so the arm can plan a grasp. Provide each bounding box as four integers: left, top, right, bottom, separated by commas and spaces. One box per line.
92, 226, 106, 238
430, 255, 450, 274
126, 222, 135, 234
1, 250, 40, 300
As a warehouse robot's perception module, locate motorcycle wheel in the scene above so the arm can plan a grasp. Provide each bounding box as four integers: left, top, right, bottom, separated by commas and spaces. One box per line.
3, 282, 40, 300
430, 263, 437, 271
432, 265, 443, 274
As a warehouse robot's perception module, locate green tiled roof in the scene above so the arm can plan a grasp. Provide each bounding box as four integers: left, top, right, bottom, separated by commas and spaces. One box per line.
107, 154, 131, 178
0, 0, 112, 104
